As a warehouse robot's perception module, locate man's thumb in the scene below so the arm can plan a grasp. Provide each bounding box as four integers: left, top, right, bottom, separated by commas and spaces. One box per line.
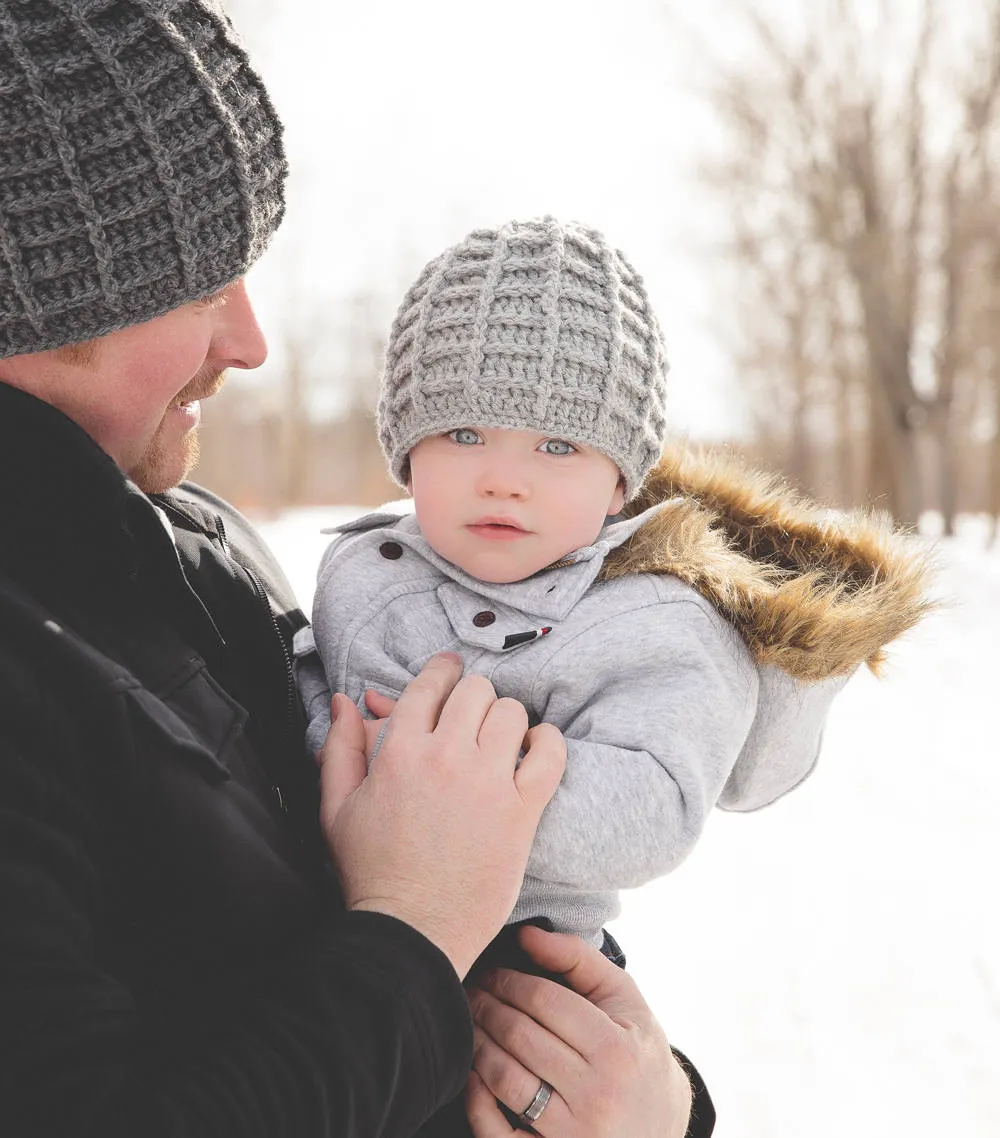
319, 694, 368, 822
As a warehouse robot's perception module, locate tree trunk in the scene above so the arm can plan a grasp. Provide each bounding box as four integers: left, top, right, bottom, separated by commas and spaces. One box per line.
866, 391, 923, 525
834, 375, 857, 506
260, 411, 282, 517
866, 417, 891, 514
788, 392, 811, 492
990, 406, 1000, 545
933, 405, 959, 537
893, 427, 924, 529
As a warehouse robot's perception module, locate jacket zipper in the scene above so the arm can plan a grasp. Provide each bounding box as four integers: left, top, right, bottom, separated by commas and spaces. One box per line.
214, 514, 297, 815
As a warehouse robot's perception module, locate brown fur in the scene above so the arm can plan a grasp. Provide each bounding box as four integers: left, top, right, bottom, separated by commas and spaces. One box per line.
600, 446, 935, 680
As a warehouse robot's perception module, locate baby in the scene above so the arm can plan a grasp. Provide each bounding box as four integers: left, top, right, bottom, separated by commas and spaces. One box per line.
294, 217, 929, 958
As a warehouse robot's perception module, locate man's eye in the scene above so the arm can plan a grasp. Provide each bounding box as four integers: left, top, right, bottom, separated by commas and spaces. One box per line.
448, 428, 482, 445
540, 438, 575, 455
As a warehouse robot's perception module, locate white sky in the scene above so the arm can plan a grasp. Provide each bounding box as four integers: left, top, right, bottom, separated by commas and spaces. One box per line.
233, 0, 992, 437
236, 0, 750, 436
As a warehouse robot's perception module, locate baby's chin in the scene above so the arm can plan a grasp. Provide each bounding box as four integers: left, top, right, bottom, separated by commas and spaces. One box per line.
454, 554, 571, 585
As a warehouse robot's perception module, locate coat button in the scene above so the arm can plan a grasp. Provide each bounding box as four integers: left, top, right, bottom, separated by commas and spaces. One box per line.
379, 541, 403, 560
473, 610, 496, 627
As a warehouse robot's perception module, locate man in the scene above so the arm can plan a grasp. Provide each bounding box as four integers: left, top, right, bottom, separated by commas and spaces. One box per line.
0, 2, 710, 1135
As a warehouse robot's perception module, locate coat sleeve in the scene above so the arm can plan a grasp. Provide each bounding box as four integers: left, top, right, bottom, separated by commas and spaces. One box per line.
290, 527, 370, 757
526, 597, 759, 891
0, 657, 472, 1138
292, 623, 336, 757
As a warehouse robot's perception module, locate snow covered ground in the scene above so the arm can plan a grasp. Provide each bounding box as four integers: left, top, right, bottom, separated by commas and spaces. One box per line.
258, 509, 999, 1138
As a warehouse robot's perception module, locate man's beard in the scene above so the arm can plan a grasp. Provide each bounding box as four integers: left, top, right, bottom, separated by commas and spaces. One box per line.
128, 368, 224, 494
129, 428, 201, 494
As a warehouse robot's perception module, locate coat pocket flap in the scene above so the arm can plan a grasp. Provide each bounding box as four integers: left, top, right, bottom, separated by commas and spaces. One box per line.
117, 669, 242, 784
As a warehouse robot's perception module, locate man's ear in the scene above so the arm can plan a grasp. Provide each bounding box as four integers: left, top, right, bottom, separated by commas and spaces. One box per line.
608, 478, 626, 516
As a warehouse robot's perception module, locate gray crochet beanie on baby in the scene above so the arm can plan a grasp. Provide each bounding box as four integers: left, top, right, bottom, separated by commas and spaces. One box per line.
0, 0, 286, 359
378, 217, 669, 500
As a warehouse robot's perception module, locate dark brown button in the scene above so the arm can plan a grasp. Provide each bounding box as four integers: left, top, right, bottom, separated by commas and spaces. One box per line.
472, 610, 496, 628
379, 541, 403, 560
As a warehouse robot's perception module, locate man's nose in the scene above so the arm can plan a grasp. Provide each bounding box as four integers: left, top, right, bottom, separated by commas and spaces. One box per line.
213, 278, 268, 370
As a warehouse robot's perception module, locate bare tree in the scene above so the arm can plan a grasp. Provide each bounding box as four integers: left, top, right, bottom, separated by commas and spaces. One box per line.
695, 0, 1000, 531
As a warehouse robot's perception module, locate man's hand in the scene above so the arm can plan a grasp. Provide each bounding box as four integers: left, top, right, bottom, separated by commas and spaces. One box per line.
466, 926, 695, 1138
318, 654, 566, 979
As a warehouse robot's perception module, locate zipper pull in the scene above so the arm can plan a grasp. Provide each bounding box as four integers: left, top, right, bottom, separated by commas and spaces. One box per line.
215, 514, 232, 556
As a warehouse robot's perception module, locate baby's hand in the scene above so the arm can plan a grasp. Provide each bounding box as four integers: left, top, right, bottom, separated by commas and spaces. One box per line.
364, 689, 396, 720
313, 690, 395, 767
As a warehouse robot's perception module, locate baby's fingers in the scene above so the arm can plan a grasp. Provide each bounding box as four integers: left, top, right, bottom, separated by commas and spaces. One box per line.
364, 689, 396, 719
515, 723, 566, 807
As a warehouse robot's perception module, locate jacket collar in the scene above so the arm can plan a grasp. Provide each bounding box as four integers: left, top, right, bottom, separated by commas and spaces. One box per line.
335, 505, 674, 621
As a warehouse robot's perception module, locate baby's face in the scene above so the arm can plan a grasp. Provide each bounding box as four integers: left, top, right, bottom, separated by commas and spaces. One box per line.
407, 426, 625, 583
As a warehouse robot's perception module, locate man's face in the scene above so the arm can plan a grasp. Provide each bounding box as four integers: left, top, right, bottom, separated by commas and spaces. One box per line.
407, 426, 626, 584
0, 279, 266, 493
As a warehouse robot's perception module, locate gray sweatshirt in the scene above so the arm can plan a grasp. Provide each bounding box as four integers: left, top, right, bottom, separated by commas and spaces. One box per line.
294, 500, 854, 945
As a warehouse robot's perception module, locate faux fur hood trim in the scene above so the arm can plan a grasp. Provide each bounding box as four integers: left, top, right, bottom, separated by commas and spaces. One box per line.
600, 446, 935, 681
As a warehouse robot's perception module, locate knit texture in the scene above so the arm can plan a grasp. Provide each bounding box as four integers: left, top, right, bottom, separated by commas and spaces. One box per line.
0, 0, 286, 359
378, 217, 669, 500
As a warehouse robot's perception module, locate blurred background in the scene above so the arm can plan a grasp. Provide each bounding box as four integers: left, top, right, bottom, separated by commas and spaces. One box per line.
203, 3, 998, 1135
200, 0, 1000, 541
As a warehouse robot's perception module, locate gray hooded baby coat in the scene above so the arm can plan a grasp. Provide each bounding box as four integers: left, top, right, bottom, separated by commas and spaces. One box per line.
294, 448, 930, 945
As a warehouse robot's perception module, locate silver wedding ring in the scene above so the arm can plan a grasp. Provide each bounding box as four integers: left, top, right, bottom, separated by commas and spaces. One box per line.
517, 1079, 553, 1125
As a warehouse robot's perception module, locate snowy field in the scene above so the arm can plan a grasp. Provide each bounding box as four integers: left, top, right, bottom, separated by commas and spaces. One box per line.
258, 509, 999, 1138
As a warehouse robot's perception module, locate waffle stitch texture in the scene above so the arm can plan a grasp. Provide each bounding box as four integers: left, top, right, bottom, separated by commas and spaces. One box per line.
0, 0, 286, 359
377, 217, 669, 500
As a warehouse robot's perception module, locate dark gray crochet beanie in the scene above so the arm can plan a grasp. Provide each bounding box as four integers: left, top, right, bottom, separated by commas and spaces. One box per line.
378, 217, 669, 500
0, 0, 286, 359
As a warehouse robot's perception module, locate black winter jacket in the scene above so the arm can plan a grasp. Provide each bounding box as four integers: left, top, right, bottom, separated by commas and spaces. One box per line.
0, 383, 714, 1138
0, 384, 472, 1138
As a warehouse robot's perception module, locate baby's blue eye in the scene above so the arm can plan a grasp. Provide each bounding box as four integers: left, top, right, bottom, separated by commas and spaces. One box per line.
539, 438, 575, 456
447, 427, 483, 446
